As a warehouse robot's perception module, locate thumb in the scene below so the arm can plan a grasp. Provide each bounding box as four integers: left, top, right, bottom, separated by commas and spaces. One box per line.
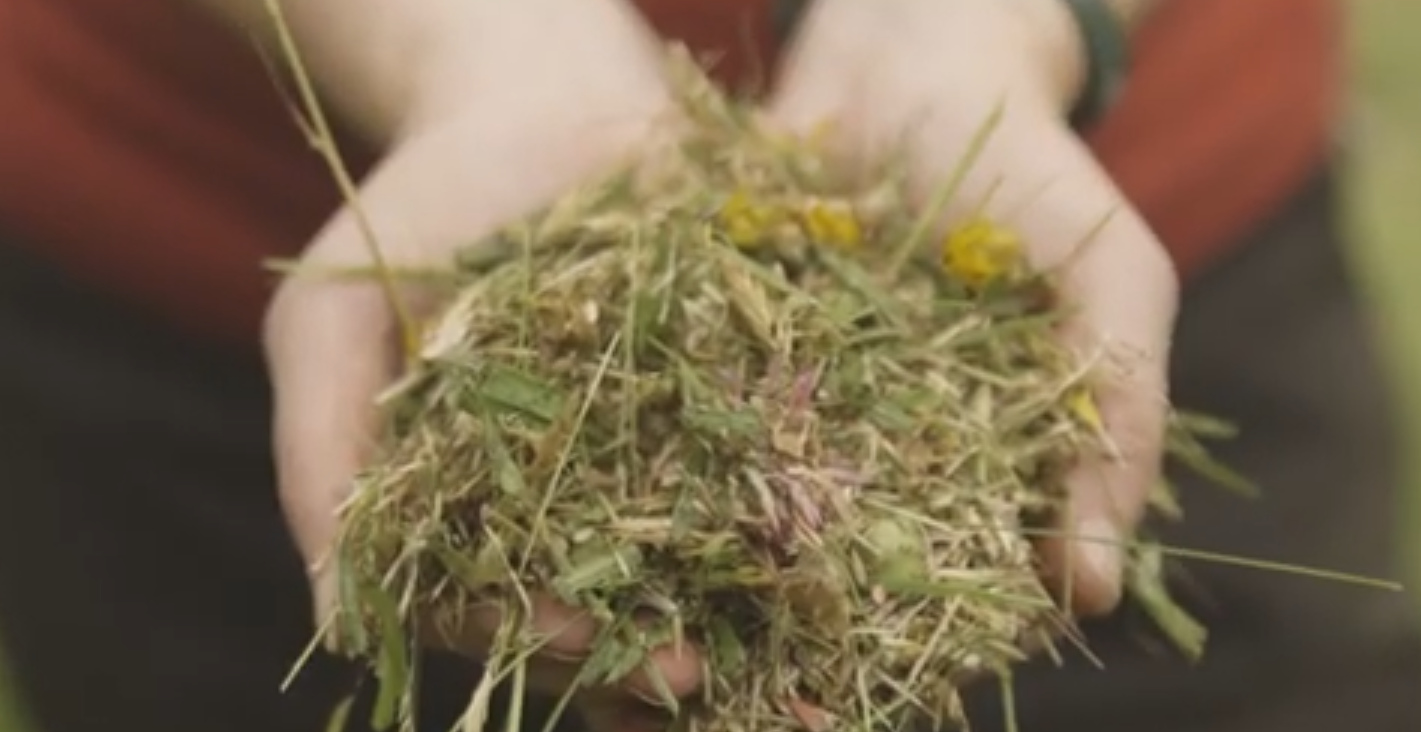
265, 278, 402, 638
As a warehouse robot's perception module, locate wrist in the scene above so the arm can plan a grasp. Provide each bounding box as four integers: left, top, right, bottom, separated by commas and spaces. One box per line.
1006, 1, 1091, 114
1006, 0, 1148, 127
200, 0, 657, 147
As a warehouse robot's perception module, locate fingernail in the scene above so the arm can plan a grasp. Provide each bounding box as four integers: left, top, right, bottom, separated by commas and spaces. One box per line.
1077, 517, 1123, 587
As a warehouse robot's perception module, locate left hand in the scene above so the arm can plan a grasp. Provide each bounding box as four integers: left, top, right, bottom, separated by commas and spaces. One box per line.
764, 0, 1178, 617
261, 3, 703, 728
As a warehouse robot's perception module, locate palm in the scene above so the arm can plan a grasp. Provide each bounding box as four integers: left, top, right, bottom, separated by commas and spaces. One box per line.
766, 0, 1177, 616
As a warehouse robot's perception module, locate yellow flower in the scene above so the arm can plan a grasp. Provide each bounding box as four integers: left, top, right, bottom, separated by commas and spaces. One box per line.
1066, 387, 1104, 431
799, 198, 862, 250
941, 217, 1023, 288
717, 189, 782, 248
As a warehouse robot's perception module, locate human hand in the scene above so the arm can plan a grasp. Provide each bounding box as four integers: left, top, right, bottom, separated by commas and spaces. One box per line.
261, 1, 699, 726
765, 0, 1177, 617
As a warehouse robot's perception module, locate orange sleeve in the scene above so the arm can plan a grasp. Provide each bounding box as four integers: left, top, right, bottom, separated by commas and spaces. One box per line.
0, 0, 1338, 347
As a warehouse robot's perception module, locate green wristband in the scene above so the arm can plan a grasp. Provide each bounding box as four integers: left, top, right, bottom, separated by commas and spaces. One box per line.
771, 0, 811, 43
1061, 0, 1131, 130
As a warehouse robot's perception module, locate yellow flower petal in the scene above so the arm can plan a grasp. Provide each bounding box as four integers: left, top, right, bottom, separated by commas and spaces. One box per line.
941, 217, 1023, 288
1067, 387, 1104, 431
800, 198, 862, 250
717, 189, 782, 248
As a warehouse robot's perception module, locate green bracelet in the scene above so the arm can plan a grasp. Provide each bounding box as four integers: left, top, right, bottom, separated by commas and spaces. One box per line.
770, 0, 811, 44
1061, 0, 1131, 130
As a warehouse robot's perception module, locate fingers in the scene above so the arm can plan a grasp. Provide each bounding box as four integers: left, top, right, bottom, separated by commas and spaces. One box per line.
1002, 127, 1175, 618
899, 113, 1176, 615
623, 635, 704, 705
578, 694, 676, 732
265, 279, 402, 631
1044, 220, 1175, 616
431, 592, 701, 732
450, 594, 704, 701
917, 116, 1176, 615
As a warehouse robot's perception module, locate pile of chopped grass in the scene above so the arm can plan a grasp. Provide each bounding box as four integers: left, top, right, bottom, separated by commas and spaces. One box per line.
320, 49, 1244, 732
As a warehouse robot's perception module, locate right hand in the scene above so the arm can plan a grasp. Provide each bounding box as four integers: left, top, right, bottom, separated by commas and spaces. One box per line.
260, 1, 700, 728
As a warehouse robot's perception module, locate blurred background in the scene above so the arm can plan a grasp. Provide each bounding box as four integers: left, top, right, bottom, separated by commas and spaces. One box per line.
1346, 0, 1421, 573
0, 2, 1418, 730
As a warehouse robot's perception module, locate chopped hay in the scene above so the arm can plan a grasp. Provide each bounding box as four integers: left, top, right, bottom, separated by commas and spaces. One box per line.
318, 48, 1248, 732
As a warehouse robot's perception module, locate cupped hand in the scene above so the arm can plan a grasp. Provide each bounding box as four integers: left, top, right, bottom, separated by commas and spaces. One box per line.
261, 1, 700, 726
765, 0, 1178, 617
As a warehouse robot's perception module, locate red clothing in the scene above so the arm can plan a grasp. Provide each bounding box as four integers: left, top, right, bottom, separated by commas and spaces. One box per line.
0, 0, 1341, 348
